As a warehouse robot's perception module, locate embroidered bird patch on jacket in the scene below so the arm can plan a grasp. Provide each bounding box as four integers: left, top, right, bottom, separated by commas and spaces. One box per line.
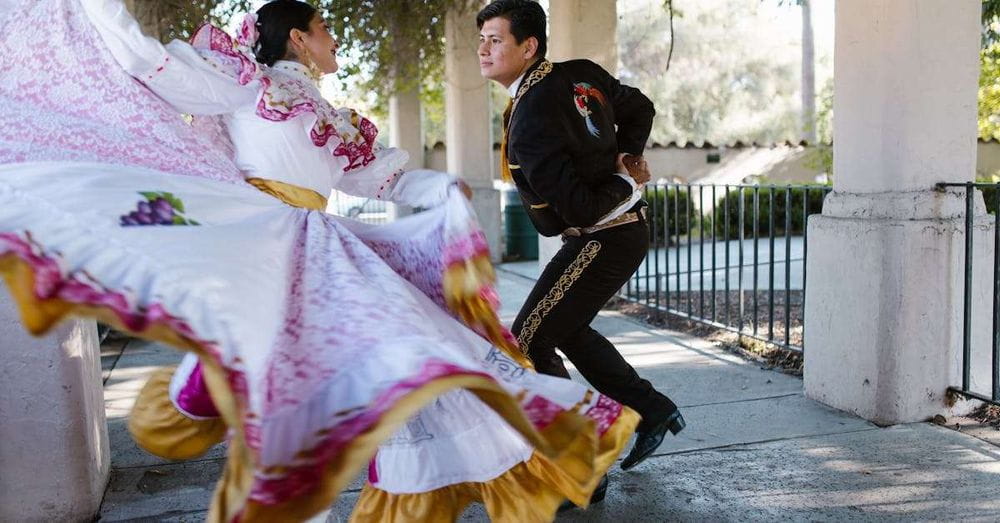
572, 82, 607, 138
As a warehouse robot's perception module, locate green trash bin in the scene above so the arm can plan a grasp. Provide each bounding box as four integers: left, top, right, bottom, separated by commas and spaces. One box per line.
503, 190, 539, 260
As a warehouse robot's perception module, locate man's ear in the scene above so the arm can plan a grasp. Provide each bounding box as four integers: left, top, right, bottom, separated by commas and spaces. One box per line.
523, 36, 539, 60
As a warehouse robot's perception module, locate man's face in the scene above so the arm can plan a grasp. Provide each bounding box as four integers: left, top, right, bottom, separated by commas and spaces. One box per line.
478, 17, 535, 88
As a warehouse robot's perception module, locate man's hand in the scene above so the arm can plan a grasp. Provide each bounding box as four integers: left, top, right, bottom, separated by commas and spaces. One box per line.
617, 153, 651, 186
457, 179, 473, 200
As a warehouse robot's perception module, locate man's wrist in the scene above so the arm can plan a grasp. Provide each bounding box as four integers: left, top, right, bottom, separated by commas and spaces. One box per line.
613, 172, 639, 190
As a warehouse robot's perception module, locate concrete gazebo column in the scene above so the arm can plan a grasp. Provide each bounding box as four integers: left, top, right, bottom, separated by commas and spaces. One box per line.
549, 0, 618, 73
540, 0, 618, 266
389, 88, 423, 173
445, 0, 502, 261
388, 63, 424, 219
804, 0, 984, 424
0, 295, 110, 521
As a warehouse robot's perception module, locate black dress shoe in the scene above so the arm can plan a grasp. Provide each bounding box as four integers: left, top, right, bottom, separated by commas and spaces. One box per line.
557, 474, 609, 512
620, 410, 685, 471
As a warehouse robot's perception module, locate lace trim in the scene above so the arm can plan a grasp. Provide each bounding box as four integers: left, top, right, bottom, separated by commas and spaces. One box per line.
189, 24, 378, 172
190, 23, 258, 86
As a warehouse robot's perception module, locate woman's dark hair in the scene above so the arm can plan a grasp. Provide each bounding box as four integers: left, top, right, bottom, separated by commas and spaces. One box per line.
476, 0, 547, 59
253, 0, 318, 67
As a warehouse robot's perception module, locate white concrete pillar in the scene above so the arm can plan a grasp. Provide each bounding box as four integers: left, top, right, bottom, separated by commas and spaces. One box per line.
0, 293, 110, 521
804, 0, 984, 425
445, 0, 502, 262
389, 84, 423, 219
539, 0, 619, 266
548, 0, 618, 73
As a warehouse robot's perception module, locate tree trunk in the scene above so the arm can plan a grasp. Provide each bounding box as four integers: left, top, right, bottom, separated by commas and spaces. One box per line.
801, 0, 816, 144
122, 0, 164, 41
122, 0, 213, 43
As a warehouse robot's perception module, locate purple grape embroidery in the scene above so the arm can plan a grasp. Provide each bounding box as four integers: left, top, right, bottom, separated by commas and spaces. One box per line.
120, 192, 200, 226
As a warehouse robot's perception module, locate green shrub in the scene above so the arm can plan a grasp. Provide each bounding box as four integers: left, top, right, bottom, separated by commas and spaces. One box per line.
976, 175, 1000, 215
712, 185, 829, 240
643, 186, 693, 245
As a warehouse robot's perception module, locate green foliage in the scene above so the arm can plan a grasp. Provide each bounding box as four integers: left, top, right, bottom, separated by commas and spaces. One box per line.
804, 145, 832, 177
644, 186, 693, 245
984, 0, 1000, 47
977, 174, 1000, 215
159, 1, 458, 102
803, 78, 833, 176
126, 1, 233, 42
813, 78, 833, 145
980, 44, 1000, 140
620, 0, 808, 145
711, 184, 829, 240
318, 0, 457, 101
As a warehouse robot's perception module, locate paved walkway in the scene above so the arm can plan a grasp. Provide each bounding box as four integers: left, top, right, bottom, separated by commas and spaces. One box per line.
98, 266, 1000, 522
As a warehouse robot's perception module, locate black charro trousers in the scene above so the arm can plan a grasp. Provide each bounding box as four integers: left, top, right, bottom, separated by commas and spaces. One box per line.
512, 210, 678, 430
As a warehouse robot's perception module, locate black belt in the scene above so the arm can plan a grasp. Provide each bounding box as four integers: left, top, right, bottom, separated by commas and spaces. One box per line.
563, 206, 646, 237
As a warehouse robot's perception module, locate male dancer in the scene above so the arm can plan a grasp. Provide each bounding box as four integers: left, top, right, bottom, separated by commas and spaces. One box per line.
476, 0, 686, 503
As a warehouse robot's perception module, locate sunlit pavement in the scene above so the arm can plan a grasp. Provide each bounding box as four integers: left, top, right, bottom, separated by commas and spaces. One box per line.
96, 265, 1000, 522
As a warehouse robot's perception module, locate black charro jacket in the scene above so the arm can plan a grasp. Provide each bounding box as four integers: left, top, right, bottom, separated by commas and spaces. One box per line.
504, 58, 655, 236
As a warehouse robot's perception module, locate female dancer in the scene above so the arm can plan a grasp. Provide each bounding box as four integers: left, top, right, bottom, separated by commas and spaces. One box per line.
0, 0, 637, 520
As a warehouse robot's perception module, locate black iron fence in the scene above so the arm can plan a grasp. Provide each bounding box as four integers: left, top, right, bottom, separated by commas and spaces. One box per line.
329, 192, 391, 224
938, 182, 1000, 407
621, 183, 832, 352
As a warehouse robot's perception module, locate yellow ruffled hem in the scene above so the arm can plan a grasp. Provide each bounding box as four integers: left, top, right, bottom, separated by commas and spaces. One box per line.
246, 177, 328, 211
351, 406, 640, 522
128, 366, 228, 461
2, 250, 638, 523
443, 253, 534, 370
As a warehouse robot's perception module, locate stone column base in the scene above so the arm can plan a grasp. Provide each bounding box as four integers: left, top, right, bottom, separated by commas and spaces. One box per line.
804, 189, 994, 425
0, 293, 110, 522
471, 187, 502, 263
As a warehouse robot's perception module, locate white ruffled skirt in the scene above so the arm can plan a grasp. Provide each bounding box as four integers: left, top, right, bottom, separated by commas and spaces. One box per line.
0, 161, 636, 522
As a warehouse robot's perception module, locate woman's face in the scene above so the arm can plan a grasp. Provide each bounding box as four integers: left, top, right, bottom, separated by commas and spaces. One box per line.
289, 13, 339, 74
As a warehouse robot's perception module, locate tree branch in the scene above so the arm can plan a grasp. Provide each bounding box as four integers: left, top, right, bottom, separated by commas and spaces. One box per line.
665, 0, 675, 73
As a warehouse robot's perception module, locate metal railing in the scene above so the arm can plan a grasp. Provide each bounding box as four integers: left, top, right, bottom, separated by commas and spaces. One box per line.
329, 191, 391, 224
621, 183, 832, 352
938, 182, 1000, 407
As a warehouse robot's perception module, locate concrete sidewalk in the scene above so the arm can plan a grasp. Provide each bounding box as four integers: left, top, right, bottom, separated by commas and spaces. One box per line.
97, 267, 1000, 522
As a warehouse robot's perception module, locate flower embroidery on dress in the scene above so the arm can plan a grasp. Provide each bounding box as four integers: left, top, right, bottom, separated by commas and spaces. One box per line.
572, 82, 607, 138
189, 23, 258, 86
332, 110, 379, 172
253, 76, 379, 172
235, 13, 259, 49
585, 393, 623, 437
188, 23, 380, 172
120, 192, 199, 226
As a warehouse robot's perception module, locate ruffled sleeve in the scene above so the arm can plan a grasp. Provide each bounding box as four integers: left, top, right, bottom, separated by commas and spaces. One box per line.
329, 108, 457, 208
81, 0, 257, 115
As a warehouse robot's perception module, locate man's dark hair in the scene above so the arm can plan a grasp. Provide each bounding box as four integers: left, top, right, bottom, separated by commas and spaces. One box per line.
476, 0, 547, 60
